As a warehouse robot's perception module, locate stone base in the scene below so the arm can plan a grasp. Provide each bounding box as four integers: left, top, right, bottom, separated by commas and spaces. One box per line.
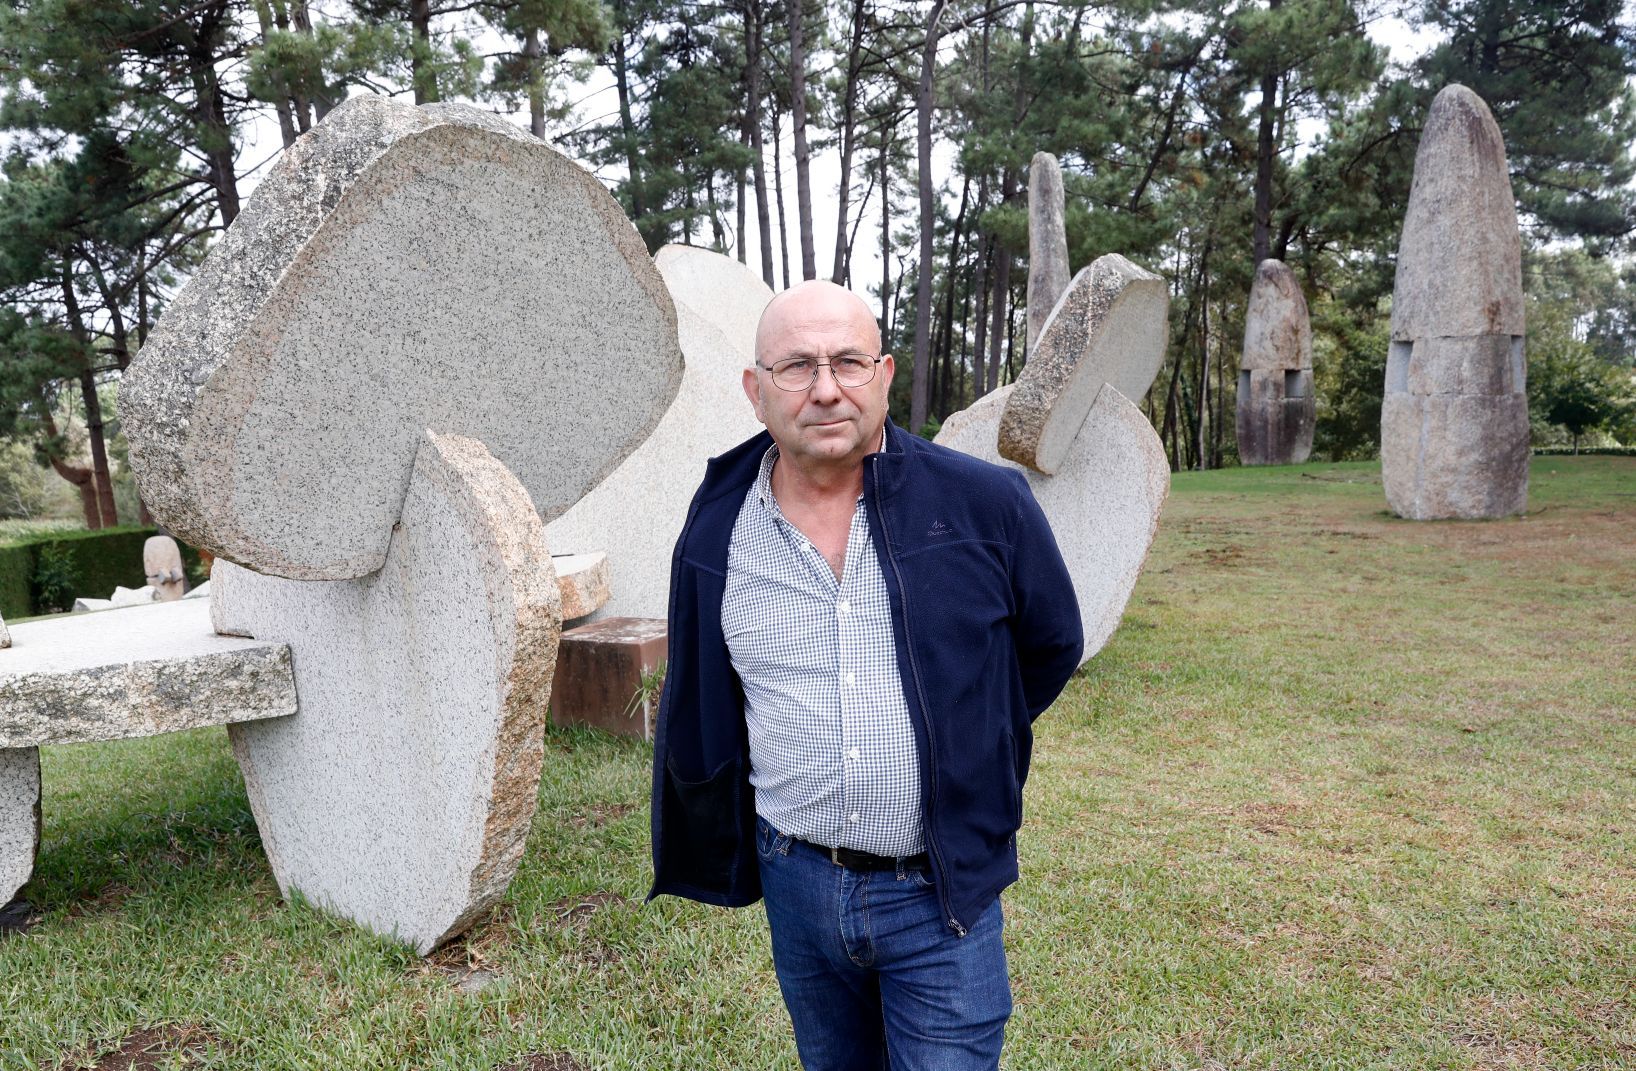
551, 618, 667, 741
1236, 368, 1314, 466
1381, 392, 1529, 519
0, 747, 39, 905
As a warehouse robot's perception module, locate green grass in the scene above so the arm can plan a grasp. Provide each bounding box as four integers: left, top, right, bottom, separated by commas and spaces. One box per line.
3, 456, 1633, 1069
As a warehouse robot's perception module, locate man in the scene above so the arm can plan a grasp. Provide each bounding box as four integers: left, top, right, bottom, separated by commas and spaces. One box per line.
649, 280, 1082, 1070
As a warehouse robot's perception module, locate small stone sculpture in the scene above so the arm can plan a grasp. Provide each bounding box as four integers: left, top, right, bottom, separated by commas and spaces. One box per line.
144, 535, 188, 601
1027, 152, 1073, 351
1236, 259, 1315, 466
1381, 84, 1528, 519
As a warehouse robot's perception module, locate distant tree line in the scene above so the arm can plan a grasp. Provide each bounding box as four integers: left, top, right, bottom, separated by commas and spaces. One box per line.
1, 0, 1634, 529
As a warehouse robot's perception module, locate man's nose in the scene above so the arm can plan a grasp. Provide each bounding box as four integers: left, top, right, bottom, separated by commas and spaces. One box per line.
808, 363, 845, 401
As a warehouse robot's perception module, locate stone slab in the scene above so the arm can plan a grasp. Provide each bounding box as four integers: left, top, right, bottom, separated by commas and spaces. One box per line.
937, 382, 1168, 663
72, 598, 113, 614
214, 430, 560, 954
999, 254, 1168, 475
554, 552, 611, 621
1027, 152, 1072, 352
0, 612, 8, 649
1381, 392, 1530, 520
0, 746, 39, 905
1391, 84, 1524, 341
550, 617, 667, 741
121, 94, 682, 581
0, 598, 295, 749
545, 245, 769, 620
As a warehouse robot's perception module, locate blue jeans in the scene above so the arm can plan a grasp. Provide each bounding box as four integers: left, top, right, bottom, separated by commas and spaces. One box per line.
756, 817, 1012, 1071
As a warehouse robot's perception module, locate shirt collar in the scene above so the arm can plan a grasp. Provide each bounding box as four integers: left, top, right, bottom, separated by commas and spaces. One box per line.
754, 422, 891, 514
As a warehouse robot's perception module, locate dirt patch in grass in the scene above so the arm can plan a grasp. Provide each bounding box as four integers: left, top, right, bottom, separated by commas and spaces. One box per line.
566, 801, 637, 829
59, 1023, 217, 1071
416, 903, 517, 983
495, 1054, 590, 1071
549, 890, 627, 924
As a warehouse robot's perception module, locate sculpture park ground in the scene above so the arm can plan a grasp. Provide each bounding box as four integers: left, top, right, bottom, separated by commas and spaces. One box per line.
2, 454, 1631, 1070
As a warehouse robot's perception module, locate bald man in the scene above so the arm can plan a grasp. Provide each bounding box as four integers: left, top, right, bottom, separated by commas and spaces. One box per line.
649, 281, 1083, 1070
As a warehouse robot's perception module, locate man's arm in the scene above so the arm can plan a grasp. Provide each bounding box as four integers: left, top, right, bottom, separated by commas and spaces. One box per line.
1007, 472, 1084, 721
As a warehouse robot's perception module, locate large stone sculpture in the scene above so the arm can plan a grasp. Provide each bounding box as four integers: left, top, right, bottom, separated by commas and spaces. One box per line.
938, 252, 1170, 663
1000, 254, 1168, 474
212, 432, 558, 952
1027, 152, 1073, 352
1236, 259, 1315, 465
91, 94, 682, 951
545, 245, 769, 620
1381, 84, 1528, 519
122, 96, 681, 580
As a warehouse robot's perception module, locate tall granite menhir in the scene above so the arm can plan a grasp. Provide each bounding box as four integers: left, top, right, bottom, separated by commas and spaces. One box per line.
1381, 84, 1528, 519
1236, 259, 1314, 465
1027, 152, 1072, 351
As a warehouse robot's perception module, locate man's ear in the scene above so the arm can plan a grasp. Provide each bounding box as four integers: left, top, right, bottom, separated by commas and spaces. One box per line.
742, 366, 765, 423
879, 353, 896, 392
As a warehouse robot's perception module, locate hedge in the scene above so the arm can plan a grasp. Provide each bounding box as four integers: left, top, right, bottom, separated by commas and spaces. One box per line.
1533, 446, 1636, 457
0, 527, 204, 619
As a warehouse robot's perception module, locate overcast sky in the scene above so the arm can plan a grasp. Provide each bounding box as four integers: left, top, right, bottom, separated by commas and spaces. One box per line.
233, 9, 1442, 313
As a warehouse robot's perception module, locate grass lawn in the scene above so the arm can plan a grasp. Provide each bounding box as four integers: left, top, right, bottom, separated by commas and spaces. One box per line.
2, 456, 1632, 1070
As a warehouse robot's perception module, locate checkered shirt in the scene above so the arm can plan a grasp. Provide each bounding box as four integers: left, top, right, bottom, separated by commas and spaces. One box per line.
721, 437, 924, 856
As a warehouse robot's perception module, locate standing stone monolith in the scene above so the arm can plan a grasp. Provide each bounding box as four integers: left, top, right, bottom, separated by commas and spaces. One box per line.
1027, 152, 1072, 352
1236, 259, 1314, 465
1381, 84, 1528, 519
0, 746, 38, 908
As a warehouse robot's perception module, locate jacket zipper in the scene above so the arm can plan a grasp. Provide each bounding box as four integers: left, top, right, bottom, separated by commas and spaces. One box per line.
870, 454, 967, 938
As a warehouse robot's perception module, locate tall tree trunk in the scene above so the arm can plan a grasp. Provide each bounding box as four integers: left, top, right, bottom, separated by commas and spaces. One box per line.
938, 175, 970, 417
191, 5, 242, 225
743, 0, 776, 288
253, 0, 299, 147
737, 127, 748, 264
612, 15, 646, 223
831, 0, 868, 282
411, 0, 437, 104
61, 269, 117, 527
911, 0, 950, 434
879, 135, 892, 342
1252, 0, 1281, 264
525, 28, 546, 138
1195, 233, 1211, 470
972, 233, 991, 399
772, 107, 791, 289
987, 250, 1009, 395
788, 0, 816, 280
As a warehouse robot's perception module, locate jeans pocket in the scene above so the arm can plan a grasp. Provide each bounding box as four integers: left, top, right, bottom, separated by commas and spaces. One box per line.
904, 867, 935, 889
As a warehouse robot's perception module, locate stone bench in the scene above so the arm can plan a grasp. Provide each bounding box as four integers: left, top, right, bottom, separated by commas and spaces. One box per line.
0, 598, 297, 913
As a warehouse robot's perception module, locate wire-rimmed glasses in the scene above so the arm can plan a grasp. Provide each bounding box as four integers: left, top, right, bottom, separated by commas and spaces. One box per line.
757, 353, 882, 392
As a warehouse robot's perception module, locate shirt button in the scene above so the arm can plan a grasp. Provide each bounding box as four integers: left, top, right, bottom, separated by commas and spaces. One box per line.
848, 748, 860, 761
844, 671, 856, 686
848, 813, 860, 823
837, 599, 850, 614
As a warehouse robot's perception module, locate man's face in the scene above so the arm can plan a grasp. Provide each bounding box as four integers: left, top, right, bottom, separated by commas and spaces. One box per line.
743, 283, 895, 469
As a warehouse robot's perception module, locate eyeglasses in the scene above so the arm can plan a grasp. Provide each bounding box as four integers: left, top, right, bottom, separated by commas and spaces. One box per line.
757, 353, 882, 391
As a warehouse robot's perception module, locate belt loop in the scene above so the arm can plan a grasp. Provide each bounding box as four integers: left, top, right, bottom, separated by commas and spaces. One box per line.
829, 845, 841, 866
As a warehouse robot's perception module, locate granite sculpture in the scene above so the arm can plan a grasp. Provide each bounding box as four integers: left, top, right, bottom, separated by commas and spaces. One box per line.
1236, 259, 1315, 466
144, 535, 187, 601
0, 599, 297, 906
999, 254, 1168, 474
122, 95, 681, 580
0, 94, 685, 951
212, 432, 559, 953
1027, 152, 1072, 351
545, 245, 769, 620
938, 252, 1170, 663
1381, 84, 1528, 519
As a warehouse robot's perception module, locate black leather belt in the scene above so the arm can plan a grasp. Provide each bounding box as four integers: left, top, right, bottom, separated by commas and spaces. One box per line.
796, 837, 930, 873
